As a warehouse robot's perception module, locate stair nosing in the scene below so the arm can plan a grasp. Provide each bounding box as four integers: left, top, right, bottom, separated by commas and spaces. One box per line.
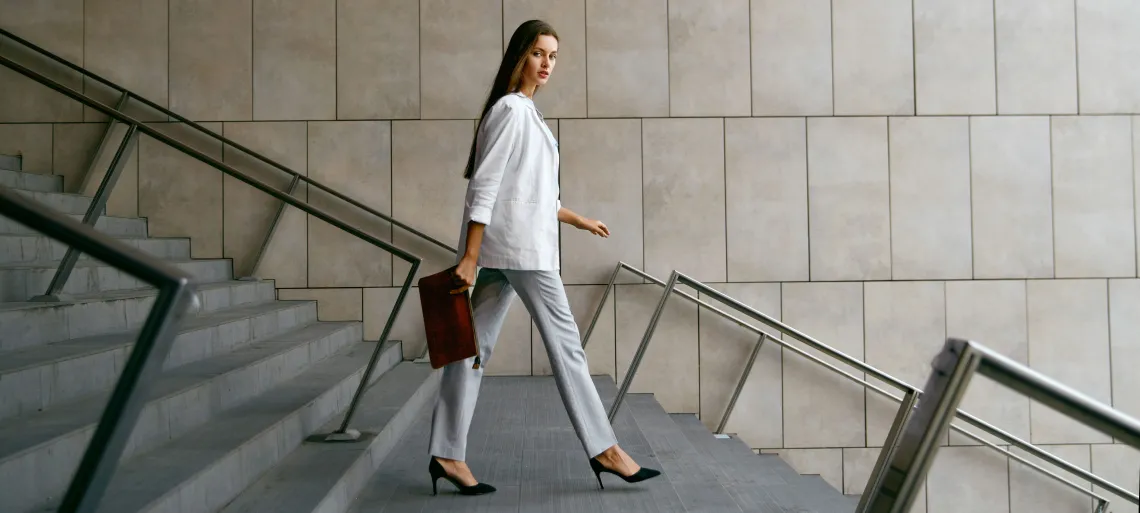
0, 279, 272, 312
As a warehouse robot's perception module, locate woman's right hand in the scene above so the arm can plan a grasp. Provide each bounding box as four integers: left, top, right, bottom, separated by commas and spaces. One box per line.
451, 256, 478, 295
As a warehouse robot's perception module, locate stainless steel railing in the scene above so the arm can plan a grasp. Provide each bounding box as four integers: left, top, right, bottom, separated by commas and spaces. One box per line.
860, 338, 1140, 513
585, 263, 1133, 512
0, 187, 197, 513
0, 45, 422, 450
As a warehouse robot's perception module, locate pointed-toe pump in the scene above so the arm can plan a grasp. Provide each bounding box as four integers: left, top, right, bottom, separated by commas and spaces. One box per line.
588, 457, 662, 489
429, 458, 497, 496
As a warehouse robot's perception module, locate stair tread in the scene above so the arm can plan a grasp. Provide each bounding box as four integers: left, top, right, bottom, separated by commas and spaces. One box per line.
0, 257, 224, 270
218, 362, 438, 513
0, 320, 357, 463
84, 341, 395, 513
0, 279, 268, 313
0, 299, 313, 372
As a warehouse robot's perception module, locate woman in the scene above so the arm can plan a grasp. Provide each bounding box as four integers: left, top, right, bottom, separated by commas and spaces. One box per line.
428, 19, 661, 496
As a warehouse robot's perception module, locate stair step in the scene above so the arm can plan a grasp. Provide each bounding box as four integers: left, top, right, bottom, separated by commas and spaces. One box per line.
0, 153, 21, 171
668, 414, 803, 482
0, 213, 147, 237
0, 279, 276, 351
0, 322, 366, 513
10, 189, 100, 215
218, 362, 439, 513
0, 258, 233, 302
0, 300, 317, 423
0, 234, 190, 264
0, 168, 62, 193
66, 340, 399, 513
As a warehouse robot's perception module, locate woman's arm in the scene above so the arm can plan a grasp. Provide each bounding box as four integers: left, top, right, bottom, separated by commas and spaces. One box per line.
558, 206, 609, 238
451, 221, 485, 294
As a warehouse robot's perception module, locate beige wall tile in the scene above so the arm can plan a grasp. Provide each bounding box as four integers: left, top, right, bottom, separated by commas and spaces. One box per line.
945, 280, 1031, 445
725, 118, 809, 282
1136, 117, 1140, 276
221, 122, 308, 285
750, 0, 832, 116
782, 282, 866, 448
559, 119, 643, 285
1109, 280, 1140, 422
391, 120, 471, 283
0, 0, 84, 122
970, 117, 1054, 279
1027, 280, 1113, 444
83, 0, 168, 122
1052, 116, 1136, 278
138, 123, 225, 258
1091, 444, 1140, 513
278, 288, 362, 321
914, 0, 996, 115
889, 117, 973, 280
306, 121, 392, 288
642, 118, 726, 283
995, 0, 1078, 114
807, 117, 891, 281
419, 0, 502, 119
698, 283, 782, 449
169, 0, 253, 121
667, 0, 751, 117
337, 0, 420, 119
832, 0, 914, 115
1076, 0, 1140, 114
52, 123, 140, 217
0, 125, 53, 174
253, 0, 336, 121
864, 281, 946, 445
1009, 444, 1093, 513
615, 283, 699, 413
585, 0, 669, 117
364, 287, 426, 358
766, 449, 843, 491
532, 284, 616, 378
844, 447, 928, 512
927, 446, 1010, 513
503, 0, 587, 118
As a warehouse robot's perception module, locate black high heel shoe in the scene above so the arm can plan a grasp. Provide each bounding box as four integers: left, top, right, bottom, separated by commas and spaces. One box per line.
429, 458, 497, 496
589, 456, 662, 489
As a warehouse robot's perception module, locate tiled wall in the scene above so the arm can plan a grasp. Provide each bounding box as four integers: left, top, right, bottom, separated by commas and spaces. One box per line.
2, 0, 1140, 511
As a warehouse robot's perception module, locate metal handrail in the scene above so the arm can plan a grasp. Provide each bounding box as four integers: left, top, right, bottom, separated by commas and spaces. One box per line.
587, 263, 1129, 510
0, 187, 196, 513
862, 338, 1140, 513
0, 27, 455, 269
0, 52, 422, 445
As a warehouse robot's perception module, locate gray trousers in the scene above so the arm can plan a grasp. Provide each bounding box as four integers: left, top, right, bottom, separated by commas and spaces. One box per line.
428, 268, 618, 461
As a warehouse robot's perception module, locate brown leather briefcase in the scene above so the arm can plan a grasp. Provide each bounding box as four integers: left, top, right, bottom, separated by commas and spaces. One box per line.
418, 266, 481, 370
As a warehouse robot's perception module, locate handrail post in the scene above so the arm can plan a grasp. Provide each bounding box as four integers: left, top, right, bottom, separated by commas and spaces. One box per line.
609, 271, 679, 423
325, 258, 421, 442
31, 123, 139, 302
857, 390, 920, 513
240, 174, 301, 280
582, 262, 623, 349
717, 333, 768, 434
77, 91, 131, 195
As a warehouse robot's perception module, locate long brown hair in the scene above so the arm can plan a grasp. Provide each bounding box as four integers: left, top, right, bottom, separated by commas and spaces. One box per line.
463, 19, 558, 179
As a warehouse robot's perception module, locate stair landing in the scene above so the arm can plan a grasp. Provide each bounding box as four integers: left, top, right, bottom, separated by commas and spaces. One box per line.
349, 376, 856, 513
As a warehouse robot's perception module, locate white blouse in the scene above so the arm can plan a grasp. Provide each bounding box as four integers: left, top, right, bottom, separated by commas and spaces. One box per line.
457, 92, 561, 271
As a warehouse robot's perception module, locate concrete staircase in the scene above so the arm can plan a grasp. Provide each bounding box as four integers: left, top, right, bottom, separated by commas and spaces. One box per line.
0, 155, 440, 513
347, 376, 860, 513
0, 153, 858, 512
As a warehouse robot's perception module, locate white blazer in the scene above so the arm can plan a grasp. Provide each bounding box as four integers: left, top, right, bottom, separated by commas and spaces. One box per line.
458, 92, 561, 271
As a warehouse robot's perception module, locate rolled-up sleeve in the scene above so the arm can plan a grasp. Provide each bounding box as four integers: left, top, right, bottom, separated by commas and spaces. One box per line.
465, 101, 525, 226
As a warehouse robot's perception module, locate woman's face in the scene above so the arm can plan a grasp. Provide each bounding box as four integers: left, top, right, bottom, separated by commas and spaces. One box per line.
521, 34, 558, 90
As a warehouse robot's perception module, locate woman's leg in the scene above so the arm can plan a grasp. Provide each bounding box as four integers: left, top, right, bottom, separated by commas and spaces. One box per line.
428, 268, 515, 465
501, 269, 618, 458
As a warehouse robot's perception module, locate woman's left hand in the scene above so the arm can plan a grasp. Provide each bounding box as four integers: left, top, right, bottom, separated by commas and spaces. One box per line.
578, 218, 610, 238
